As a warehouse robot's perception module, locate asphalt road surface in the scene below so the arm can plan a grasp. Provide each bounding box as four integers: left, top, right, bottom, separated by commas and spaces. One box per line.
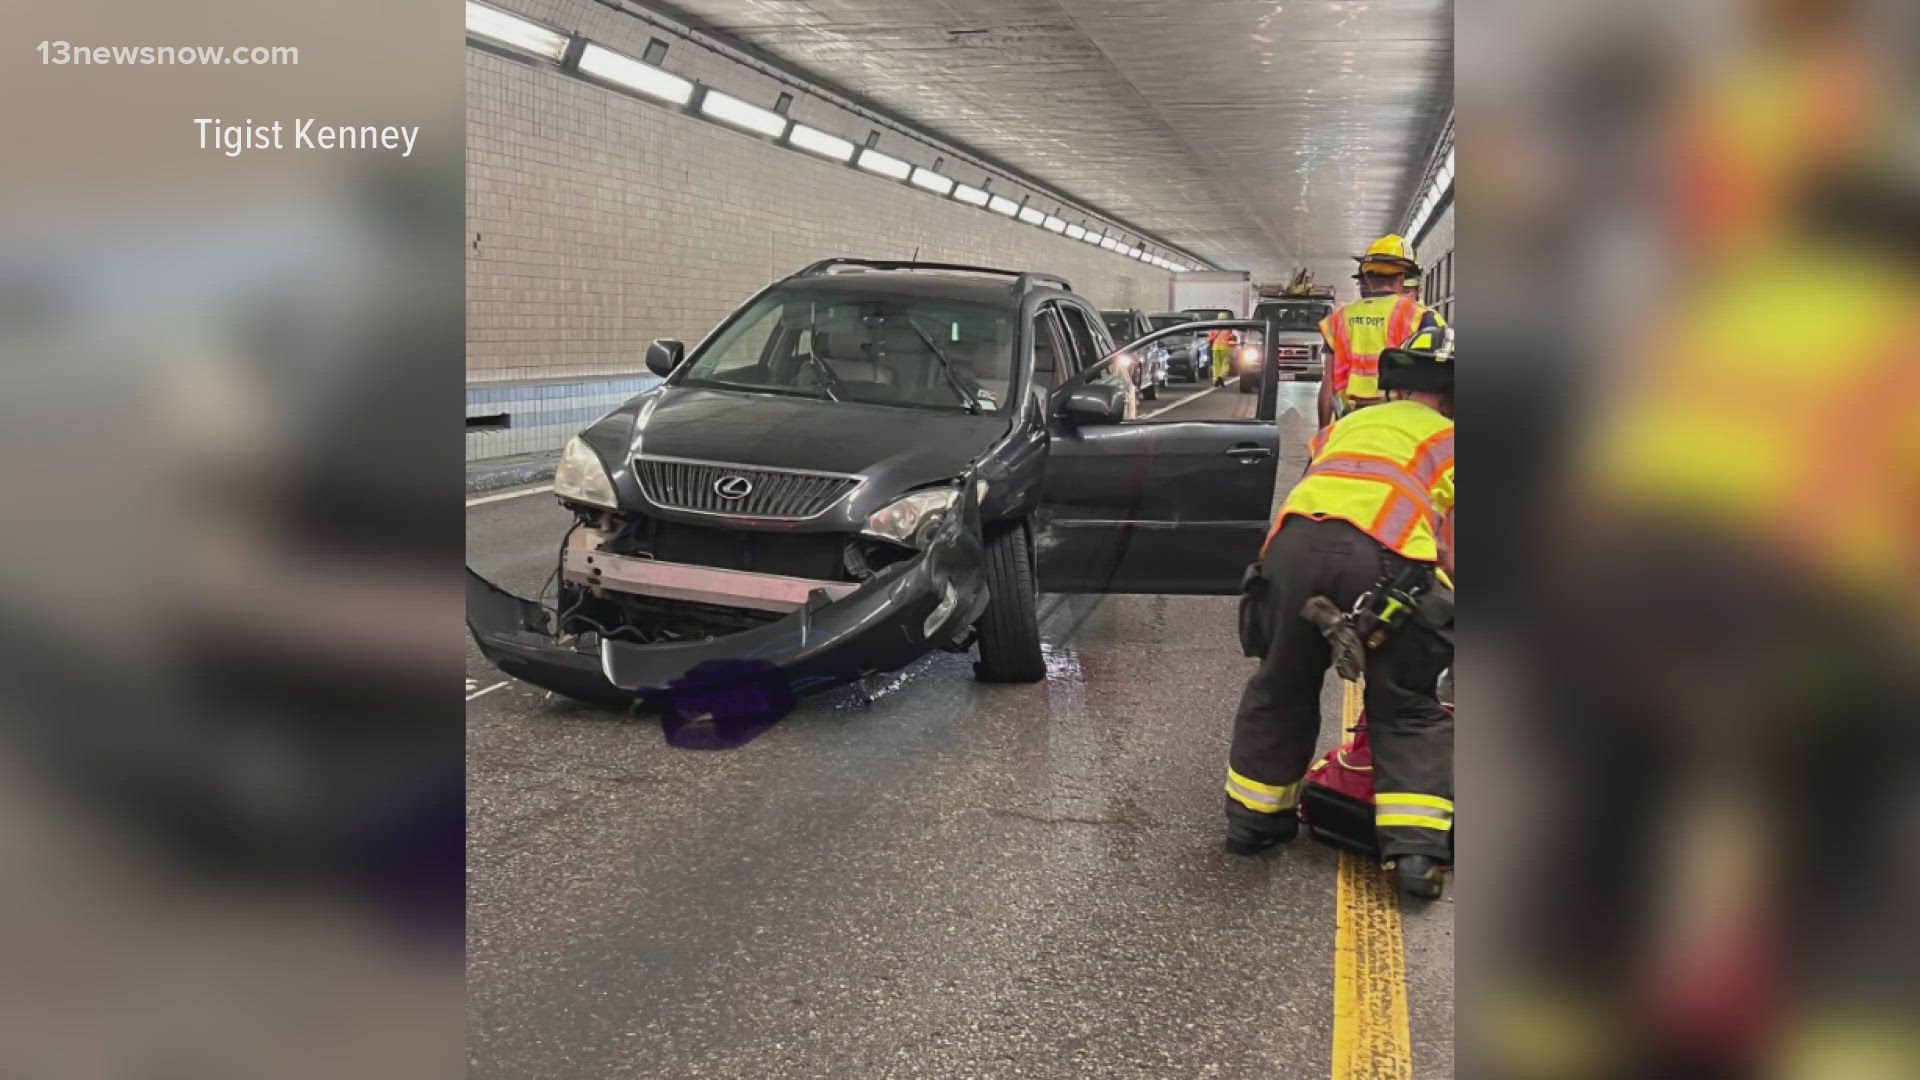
467, 378, 1454, 1078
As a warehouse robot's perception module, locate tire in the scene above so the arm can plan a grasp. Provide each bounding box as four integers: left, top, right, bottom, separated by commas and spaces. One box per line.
973, 520, 1045, 683
1239, 374, 1257, 393
1142, 381, 1158, 401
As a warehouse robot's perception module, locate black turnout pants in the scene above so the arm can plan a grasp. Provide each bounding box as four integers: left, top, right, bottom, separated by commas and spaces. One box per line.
1228, 517, 1454, 861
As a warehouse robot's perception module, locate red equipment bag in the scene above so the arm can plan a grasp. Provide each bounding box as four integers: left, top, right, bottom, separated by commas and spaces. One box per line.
1301, 704, 1454, 857
1301, 720, 1380, 855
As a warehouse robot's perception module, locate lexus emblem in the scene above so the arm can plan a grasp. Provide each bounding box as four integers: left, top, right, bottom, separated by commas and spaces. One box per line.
714, 474, 754, 500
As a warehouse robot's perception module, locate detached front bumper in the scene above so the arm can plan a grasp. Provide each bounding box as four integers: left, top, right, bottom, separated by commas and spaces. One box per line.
466, 511, 989, 706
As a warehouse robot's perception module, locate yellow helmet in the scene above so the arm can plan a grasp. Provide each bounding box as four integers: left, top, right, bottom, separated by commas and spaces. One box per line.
1354, 234, 1419, 276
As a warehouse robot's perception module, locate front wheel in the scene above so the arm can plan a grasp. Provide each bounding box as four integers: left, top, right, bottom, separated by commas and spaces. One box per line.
1142, 380, 1159, 401
973, 521, 1045, 683
1239, 374, 1257, 393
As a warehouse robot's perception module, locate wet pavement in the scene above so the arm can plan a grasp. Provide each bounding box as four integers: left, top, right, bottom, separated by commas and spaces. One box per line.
466, 379, 1453, 1078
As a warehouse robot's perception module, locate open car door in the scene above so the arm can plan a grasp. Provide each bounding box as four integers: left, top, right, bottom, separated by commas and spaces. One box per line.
1034, 317, 1283, 594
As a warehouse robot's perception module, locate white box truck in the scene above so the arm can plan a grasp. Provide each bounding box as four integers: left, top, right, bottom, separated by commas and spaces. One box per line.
1171, 270, 1253, 320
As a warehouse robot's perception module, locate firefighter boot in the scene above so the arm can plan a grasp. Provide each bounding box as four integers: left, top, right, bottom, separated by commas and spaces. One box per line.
1223, 796, 1299, 856
1386, 854, 1446, 899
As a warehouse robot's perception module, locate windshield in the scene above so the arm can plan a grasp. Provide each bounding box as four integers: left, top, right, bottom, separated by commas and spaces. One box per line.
1100, 312, 1136, 342
1254, 302, 1333, 331
1182, 308, 1233, 322
1148, 315, 1187, 331
679, 287, 1017, 414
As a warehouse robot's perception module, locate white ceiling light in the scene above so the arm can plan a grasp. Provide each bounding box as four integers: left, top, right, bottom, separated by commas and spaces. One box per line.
910, 167, 955, 196
856, 148, 911, 181
1017, 206, 1046, 225
1043, 216, 1066, 233
700, 89, 787, 138
1064, 223, 1086, 240
577, 43, 693, 105
787, 123, 854, 162
466, 1, 569, 60
1082, 230, 1104, 245
987, 195, 1020, 216
952, 183, 989, 207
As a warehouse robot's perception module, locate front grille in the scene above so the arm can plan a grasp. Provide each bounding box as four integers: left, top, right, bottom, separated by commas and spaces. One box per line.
633, 456, 860, 520
646, 520, 848, 580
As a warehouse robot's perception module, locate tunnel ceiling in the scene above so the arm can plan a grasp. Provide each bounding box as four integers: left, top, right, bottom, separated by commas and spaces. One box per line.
650, 0, 1452, 284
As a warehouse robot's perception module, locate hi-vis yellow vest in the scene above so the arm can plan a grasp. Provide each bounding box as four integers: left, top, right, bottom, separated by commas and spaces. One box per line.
1271, 400, 1455, 562
1320, 294, 1435, 404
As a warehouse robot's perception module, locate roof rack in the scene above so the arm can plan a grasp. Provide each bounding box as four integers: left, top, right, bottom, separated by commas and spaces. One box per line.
792, 259, 1071, 294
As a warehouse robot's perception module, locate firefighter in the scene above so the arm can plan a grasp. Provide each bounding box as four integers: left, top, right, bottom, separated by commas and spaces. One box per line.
1318, 234, 1446, 427
1224, 327, 1455, 899
1210, 325, 1239, 387
1404, 268, 1424, 303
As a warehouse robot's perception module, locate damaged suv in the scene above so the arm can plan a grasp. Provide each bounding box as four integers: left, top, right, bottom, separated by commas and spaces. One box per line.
468, 260, 1282, 707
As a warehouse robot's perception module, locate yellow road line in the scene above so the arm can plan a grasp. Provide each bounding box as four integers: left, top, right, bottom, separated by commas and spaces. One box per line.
1332, 680, 1414, 1079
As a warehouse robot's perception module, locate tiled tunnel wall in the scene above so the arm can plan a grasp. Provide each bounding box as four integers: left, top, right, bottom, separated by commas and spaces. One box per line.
466, 0, 1175, 461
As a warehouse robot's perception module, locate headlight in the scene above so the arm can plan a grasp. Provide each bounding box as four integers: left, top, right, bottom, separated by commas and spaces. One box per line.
863, 487, 960, 548
553, 436, 617, 508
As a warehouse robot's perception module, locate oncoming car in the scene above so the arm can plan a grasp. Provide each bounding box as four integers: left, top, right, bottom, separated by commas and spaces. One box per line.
467, 259, 1285, 707
1148, 311, 1209, 382
1099, 308, 1168, 400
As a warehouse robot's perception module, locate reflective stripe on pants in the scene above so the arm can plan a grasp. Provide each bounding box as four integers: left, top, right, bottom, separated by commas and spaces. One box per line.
1375, 792, 1454, 833
1226, 768, 1302, 813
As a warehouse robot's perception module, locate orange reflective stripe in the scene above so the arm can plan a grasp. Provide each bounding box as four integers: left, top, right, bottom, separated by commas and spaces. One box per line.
1324, 313, 1356, 393
1408, 429, 1455, 488
1309, 427, 1332, 459
1302, 460, 1438, 517
1387, 297, 1421, 345
1371, 493, 1426, 549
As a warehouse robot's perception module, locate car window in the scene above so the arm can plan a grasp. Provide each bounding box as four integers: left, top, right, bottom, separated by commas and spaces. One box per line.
680, 287, 1016, 413
1100, 311, 1137, 344
1055, 304, 1105, 370
1253, 303, 1332, 331
1030, 309, 1067, 393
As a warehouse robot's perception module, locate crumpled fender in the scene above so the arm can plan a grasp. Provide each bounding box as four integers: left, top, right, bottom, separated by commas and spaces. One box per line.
465, 479, 991, 708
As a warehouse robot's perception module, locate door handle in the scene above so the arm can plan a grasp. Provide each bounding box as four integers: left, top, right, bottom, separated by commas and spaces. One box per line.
1225, 444, 1273, 463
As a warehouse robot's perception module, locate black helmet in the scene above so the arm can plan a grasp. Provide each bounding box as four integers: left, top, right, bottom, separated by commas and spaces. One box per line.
1377, 325, 1454, 394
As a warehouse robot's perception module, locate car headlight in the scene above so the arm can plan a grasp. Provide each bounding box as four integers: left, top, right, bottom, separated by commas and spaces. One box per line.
862, 487, 960, 548
552, 436, 618, 508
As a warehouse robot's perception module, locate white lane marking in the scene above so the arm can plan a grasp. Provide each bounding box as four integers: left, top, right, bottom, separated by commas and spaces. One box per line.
466, 680, 510, 701
1140, 384, 1223, 419
467, 484, 553, 507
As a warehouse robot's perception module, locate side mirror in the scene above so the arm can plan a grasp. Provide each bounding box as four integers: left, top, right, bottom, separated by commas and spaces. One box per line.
645, 339, 685, 379
1059, 382, 1126, 425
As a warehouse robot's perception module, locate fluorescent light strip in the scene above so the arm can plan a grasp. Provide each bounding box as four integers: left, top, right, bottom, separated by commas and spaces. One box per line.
1064, 223, 1086, 240
700, 89, 786, 138
988, 195, 1020, 216
910, 167, 955, 196
1017, 206, 1045, 225
787, 123, 854, 162
466, 1, 569, 59
856, 148, 911, 180
1082, 230, 1104, 245
577, 43, 693, 105
1043, 216, 1066, 233
952, 183, 989, 206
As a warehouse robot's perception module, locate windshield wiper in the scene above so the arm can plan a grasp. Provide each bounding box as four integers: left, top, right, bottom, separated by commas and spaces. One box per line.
906, 319, 982, 413
799, 350, 844, 402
